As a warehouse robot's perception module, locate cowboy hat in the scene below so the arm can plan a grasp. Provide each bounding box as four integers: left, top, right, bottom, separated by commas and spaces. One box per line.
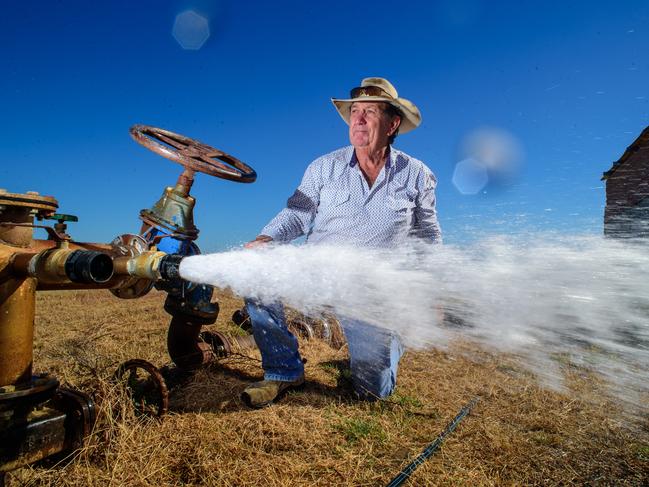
331, 77, 422, 134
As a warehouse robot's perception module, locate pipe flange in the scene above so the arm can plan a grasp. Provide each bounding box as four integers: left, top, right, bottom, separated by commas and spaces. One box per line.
110, 234, 149, 257
0, 191, 58, 214
0, 375, 60, 411
109, 234, 154, 299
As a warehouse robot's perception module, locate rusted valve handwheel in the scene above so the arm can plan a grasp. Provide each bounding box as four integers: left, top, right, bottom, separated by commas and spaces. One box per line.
113, 359, 169, 418
130, 125, 257, 183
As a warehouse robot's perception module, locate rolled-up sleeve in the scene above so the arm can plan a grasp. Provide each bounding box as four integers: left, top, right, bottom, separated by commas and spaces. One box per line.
260, 161, 322, 242
411, 167, 442, 243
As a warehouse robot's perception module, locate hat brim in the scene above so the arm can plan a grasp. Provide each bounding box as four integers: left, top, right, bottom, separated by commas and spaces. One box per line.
331, 96, 421, 134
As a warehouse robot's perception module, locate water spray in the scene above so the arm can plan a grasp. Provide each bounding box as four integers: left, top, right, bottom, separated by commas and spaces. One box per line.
179, 238, 649, 414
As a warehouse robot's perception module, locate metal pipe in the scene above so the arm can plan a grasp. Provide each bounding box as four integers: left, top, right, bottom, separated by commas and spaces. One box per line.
0, 276, 36, 387
166, 320, 259, 370
0, 192, 107, 476
12, 248, 113, 285
201, 330, 258, 358
30, 239, 113, 253
167, 317, 214, 370
112, 251, 167, 280
35, 252, 180, 292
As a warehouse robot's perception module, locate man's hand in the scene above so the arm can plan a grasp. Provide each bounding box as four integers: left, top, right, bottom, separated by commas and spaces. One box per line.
244, 235, 274, 249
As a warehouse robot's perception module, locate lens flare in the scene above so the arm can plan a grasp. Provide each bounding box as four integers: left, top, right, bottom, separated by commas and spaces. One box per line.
454, 127, 524, 193
452, 157, 489, 195
172, 10, 210, 50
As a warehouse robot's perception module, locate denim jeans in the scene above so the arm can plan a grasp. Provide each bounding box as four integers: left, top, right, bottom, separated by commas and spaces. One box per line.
245, 299, 404, 399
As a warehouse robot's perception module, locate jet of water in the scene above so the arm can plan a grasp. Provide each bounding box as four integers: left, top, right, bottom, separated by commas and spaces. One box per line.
179, 235, 649, 412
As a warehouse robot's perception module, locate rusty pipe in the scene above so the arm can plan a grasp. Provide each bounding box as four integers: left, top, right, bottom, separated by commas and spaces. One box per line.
167, 319, 259, 370
0, 275, 36, 387
30, 239, 113, 253
12, 248, 113, 285
1, 243, 113, 388
0, 244, 36, 387
167, 317, 215, 370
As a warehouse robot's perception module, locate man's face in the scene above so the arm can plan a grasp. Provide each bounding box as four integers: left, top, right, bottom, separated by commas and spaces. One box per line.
348, 102, 398, 150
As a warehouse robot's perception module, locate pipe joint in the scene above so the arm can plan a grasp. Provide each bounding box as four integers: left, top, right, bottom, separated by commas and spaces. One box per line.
113, 251, 168, 280
13, 249, 113, 284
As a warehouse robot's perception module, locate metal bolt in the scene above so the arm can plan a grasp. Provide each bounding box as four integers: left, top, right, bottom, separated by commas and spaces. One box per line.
26, 191, 40, 195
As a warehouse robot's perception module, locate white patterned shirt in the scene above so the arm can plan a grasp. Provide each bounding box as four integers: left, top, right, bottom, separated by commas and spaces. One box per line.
261, 145, 442, 247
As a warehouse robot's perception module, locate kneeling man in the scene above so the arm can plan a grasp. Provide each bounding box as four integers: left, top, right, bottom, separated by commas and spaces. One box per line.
242, 77, 441, 407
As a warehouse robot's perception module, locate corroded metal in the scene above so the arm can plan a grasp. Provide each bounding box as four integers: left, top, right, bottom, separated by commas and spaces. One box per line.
167, 318, 260, 370
0, 190, 58, 214
114, 359, 168, 418
0, 406, 67, 473
0, 193, 46, 388
0, 122, 259, 472
1, 221, 69, 243
0, 191, 101, 476
51, 387, 97, 442
0, 191, 57, 247
201, 330, 258, 358
139, 184, 199, 239
108, 234, 153, 299
0, 387, 96, 473
130, 125, 257, 184
167, 317, 215, 370
30, 239, 113, 253
0, 275, 36, 387
0, 375, 59, 410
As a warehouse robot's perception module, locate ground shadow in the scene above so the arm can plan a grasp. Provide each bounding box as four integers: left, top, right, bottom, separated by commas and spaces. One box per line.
160, 357, 364, 414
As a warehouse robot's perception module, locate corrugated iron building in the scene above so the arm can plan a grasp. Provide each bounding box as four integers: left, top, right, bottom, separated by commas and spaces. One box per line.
602, 126, 649, 238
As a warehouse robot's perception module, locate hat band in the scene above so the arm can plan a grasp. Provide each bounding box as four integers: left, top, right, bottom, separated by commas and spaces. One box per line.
350, 86, 394, 100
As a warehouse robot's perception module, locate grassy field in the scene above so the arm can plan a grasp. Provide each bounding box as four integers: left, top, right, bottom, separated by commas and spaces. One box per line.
5, 288, 649, 486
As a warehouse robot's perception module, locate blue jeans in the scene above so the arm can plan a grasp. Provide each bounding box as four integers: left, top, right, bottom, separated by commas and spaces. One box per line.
245, 299, 404, 399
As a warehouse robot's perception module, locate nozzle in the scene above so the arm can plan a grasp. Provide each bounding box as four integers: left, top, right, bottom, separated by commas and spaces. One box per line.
159, 254, 183, 281
112, 251, 184, 281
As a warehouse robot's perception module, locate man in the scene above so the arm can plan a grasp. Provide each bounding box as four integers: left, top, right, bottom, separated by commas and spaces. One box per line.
242, 77, 441, 408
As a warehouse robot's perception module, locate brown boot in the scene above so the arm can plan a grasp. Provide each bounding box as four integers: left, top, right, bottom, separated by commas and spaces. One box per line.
241, 377, 305, 408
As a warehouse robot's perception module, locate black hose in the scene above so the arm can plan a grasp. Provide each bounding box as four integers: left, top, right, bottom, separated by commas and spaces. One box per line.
385, 397, 479, 487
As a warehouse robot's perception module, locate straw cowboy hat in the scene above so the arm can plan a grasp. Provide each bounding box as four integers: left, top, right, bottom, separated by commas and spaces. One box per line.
331, 77, 422, 134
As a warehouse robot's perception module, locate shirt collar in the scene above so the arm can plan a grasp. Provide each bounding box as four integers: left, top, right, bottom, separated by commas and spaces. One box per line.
348, 145, 394, 169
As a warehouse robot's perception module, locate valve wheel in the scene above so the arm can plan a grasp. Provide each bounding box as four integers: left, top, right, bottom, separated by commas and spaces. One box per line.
130, 125, 256, 183
114, 359, 169, 418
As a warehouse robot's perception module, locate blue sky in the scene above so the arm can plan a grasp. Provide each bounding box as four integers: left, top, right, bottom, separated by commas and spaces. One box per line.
1, 0, 648, 251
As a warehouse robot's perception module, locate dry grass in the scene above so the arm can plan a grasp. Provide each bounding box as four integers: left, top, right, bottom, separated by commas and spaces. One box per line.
5, 289, 649, 486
